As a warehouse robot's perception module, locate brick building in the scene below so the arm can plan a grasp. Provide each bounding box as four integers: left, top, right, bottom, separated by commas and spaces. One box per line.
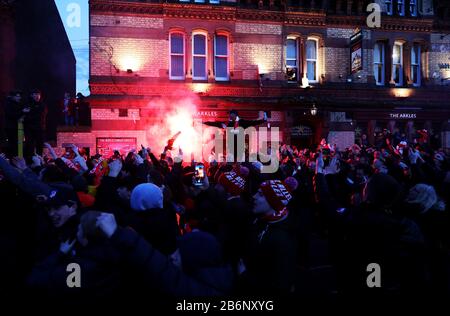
57, 0, 450, 155
0, 0, 76, 143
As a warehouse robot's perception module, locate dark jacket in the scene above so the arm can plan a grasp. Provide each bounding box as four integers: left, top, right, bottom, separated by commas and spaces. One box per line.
28, 240, 122, 299
23, 99, 46, 130
125, 208, 178, 255
244, 211, 299, 295
109, 227, 229, 296
313, 173, 428, 293
203, 118, 266, 129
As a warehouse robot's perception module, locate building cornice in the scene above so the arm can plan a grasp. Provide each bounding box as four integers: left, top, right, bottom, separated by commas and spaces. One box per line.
326, 15, 434, 33
91, 1, 436, 32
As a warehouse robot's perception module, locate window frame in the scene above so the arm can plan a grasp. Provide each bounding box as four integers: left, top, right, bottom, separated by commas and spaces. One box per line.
409, 0, 417, 17
214, 33, 229, 81
385, 0, 393, 15
286, 37, 299, 83
306, 37, 318, 83
373, 42, 385, 86
392, 41, 404, 86
397, 0, 405, 16
411, 43, 421, 87
169, 32, 186, 80
192, 32, 208, 81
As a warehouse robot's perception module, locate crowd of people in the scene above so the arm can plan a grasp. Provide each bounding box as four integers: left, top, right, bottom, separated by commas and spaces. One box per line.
0, 115, 449, 304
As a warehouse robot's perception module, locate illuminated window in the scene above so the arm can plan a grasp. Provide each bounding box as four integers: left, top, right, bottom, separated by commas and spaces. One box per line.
306, 38, 318, 82
214, 34, 229, 81
170, 33, 185, 80
194, 0, 205, 2
409, 0, 417, 16
286, 38, 299, 82
385, 0, 393, 15
392, 42, 403, 86
193, 33, 207, 80
209, 0, 220, 3
411, 44, 421, 86
373, 42, 385, 85
397, 0, 405, 16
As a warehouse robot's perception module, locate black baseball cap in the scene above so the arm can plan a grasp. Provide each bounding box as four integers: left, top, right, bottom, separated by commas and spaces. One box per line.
43, 184, 80, 209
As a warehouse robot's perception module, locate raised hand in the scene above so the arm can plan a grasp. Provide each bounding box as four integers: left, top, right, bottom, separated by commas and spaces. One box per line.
96, 213, 118, 238
11, 157, 27, 171
108, 159, 123, 178
315, 152, 325, 174
59, 239, 76, 255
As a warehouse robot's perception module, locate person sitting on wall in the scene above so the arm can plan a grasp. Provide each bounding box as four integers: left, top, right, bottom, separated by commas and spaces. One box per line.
203, 110, 268, 132
23, 89, 47, 157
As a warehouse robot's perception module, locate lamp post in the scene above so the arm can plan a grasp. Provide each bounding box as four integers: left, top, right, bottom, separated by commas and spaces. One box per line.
310, 103, 317, 116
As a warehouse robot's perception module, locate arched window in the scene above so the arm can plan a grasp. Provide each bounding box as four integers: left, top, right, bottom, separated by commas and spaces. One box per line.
214, 34, 229, 81
306, 38, 318, 82
373, 42, 385, 85
169, 32, 185, 80
192, 32, 207, 80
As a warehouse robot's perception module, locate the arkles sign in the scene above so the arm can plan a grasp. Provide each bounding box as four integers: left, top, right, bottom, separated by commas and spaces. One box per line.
350, 30, 363, 74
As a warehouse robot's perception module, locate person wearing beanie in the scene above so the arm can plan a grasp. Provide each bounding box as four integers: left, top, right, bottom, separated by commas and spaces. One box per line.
218, 171, 246, 198
243, 177, 299, 295
253, 177, 298, 223
130, 183, 163, 211
125, 183, 178, 255
170, 231, 234, 294
314, 155, 427, 294
213, 168, 255, 268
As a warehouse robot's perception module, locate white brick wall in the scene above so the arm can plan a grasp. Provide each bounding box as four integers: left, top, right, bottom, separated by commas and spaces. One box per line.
235, 22, 282, 35
91, 109, 141, 121
326, 28, 354, 39
91, 15, 163, 29
91, 37, 168, 77
233, 43, 283, 74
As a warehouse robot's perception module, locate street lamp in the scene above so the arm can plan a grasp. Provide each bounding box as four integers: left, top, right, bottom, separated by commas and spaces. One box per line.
310, 103, 317, 116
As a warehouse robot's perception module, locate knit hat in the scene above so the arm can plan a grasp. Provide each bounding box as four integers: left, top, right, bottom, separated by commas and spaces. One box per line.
218, 171, 246, 197
406, 184, 444, 213
259, 177, 297, 222
130, 183, 163, 211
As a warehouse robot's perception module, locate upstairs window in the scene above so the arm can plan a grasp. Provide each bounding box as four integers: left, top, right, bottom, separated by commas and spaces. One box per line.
214, 34, 229, 81
306, 38, 318, 82
170, 33, 185, 80
409, 0, 417, 17
373, 42, 385, 85
397, 0, 405, 16
286, 38, 299, 82
411, 43, 421, 86
192, 33, 207, 80
385, 0, 393, 15
392, 42, 404, 86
